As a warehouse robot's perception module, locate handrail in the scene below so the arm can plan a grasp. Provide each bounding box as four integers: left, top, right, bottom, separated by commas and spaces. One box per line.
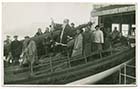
5, 47, 126, 73
39, 48, 116, 64
119, 57, 135, 84
33, 48, 127, 75
126, 64, 135, 68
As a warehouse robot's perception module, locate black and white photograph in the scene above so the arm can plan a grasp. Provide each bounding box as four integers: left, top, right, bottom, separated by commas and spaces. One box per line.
2, 2, 136, 85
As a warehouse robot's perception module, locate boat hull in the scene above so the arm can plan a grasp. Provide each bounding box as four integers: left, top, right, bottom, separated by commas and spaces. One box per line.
4, 47, 135, 84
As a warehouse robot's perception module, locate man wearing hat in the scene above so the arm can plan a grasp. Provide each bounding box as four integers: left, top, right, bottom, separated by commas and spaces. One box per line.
10, 35, 22, 64
70, 23, 77, 38
4, 35, 12, 59
92, 25, 104, 53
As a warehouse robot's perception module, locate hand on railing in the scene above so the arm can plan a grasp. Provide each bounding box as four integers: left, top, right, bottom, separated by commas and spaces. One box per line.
55, 42, 67, 46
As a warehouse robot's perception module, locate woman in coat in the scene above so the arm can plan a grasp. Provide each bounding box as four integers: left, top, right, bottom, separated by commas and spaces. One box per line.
20, 36, 37, 76
71, 29, 83, 57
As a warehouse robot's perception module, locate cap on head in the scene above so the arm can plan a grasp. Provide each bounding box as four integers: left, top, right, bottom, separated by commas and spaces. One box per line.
24, 36, 30, 39
71, 23, 74, 26
7, 35, 10, 38
95, 25, 100, 28
38, 28, 42, 31
14, 35, 18, 38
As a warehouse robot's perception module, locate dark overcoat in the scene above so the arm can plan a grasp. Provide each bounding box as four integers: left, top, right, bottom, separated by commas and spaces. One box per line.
10, 40, 22, 57
82, 31, 92, 56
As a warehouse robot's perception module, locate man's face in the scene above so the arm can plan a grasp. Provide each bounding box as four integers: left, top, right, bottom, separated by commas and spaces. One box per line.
95, 27, 99, 30
114, 27, 117, 31
46, 28, 49, 32
76, 29, 80, 34
63, 19, 69, 25
25, 38, 30, 42
38, 29, 42, 32
14, 37, 18, 40
46, 27, 49, 30
71, 24, 74, 27
85, 26, 90, 31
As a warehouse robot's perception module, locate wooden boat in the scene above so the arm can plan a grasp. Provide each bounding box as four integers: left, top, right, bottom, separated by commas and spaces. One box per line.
4, 24, 135, 84
4, 45, 135, 84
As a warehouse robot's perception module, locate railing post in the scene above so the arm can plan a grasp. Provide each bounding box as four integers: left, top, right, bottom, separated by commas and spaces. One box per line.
124, 63, 127, 84
67, 51, 71, 68
99, 51, 102, 58
83, 51, 88, 63
119, 67, 121, 84
50, 57, 53, 72
119, 59, 135, 84
110, 46, 113, 55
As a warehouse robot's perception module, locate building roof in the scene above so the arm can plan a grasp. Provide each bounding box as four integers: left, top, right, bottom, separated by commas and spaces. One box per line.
94, 5, 135, 11
91, 5, 135, 17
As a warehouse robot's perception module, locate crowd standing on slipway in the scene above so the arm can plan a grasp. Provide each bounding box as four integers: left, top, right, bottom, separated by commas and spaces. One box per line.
4, 18, 130, 76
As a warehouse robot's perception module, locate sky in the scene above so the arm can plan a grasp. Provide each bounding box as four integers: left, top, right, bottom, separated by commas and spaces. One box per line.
2, 2, 93, 40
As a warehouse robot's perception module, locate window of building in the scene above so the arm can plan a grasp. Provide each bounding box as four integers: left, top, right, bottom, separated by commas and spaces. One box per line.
112, 23, 120, 32
122, 24, 129, 37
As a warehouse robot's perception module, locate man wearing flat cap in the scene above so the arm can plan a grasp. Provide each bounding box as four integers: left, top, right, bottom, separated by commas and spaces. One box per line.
92, 25, 104, 53
10, 35, 22, 64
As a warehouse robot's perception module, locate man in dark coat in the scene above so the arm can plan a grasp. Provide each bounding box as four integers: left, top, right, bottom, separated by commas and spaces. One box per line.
10, 35, 22, 64
51, 19, 73, 54
4, 35, 12, 59
57, 19, 72, 44
43, 32, 52, 56
70, 23, 76, 37
83, 26, 92, 56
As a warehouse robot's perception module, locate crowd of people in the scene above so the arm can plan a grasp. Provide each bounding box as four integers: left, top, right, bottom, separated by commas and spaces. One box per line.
4, 18, 124, 76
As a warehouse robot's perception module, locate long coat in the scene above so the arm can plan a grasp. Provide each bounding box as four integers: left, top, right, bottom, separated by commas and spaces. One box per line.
22, 40, 37, 64
71, 33, 83, 57
10, 40, 22, 58
4, 39, 11, 58
82, 31, 92, 56
54, 24, 72, 44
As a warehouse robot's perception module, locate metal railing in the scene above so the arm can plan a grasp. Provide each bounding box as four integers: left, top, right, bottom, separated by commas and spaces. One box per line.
119, 58, 136, 84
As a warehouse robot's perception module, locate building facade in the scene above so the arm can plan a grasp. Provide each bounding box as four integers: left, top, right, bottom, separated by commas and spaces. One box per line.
91, 4, 136, 37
